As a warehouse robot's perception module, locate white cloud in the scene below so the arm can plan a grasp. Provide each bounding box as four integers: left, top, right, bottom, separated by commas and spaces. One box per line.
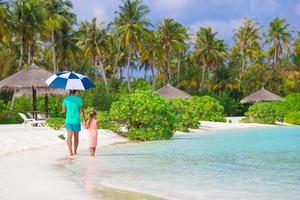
92, 7, 108, 22
190, 19, 243, 41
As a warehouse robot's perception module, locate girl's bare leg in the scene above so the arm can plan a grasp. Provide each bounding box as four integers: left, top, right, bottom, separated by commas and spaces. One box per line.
92, 147, 96, 156
89, 147, 93, 156
67, 131, 74, 156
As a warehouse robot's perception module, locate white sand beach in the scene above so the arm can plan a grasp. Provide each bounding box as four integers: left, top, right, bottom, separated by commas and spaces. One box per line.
0, 125, 128, 200
0, 119, 286, 200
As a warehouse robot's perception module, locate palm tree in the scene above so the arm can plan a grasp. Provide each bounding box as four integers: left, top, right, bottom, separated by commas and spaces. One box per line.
114, 0, 151, 92
191, 27, 227, 92
140, 31, 163, 91
77, 18, 109, 85
10, 0, 46, 68
265, 17, 292, 69
233, 19, 261, 73
157, 18, 188, 84
45, 0, 75, 71
56, 22, 80, 69
292, 31, 300, 67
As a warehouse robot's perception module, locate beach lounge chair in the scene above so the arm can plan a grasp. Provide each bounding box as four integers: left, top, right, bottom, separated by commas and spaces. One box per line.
27, 112, 34, 119
28, 112, 48, 120
37, 113, 46, 120
18, 113, 46, 127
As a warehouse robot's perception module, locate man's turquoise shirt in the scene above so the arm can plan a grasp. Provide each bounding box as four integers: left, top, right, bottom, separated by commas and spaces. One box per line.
62, 95, 83, 124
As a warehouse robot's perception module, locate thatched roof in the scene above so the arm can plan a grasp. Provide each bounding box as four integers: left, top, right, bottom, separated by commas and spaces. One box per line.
240, 88, 284, 104
14, 88, 67, 97
157, 84, 191, 99
0, 63, 52, 89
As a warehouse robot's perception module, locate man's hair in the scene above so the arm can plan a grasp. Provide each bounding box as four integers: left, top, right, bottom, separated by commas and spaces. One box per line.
69, 90, 77, 95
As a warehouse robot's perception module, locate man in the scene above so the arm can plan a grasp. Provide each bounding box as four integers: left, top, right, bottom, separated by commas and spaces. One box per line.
62, 90, 85, 156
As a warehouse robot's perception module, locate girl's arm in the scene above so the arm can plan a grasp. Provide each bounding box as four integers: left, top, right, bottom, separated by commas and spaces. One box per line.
83, 120, 88, 129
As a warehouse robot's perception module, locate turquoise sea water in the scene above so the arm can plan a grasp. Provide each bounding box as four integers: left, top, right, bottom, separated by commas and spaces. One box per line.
60, 127, 300, 200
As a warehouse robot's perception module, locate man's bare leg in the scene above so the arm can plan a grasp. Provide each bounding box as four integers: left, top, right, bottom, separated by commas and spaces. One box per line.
67, 131, 74, 156
74, 132, 79, 155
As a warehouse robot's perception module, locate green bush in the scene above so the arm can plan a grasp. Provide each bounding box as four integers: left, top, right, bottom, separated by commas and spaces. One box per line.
285, 111, 300, 125
13, 96, 64, 119
281, 93, 300, 125
191, 96, 226, 122
245, 102, 284, 124
171, 99, 200, 132
46, 118, 65, 130
110, 90, 176, 141
284, 93, 300, 112
0, 100, 22, 124
97, 111, 120, 132
80, 83, 120, 111
0, 99, 8, 123
37, 96, 64, 118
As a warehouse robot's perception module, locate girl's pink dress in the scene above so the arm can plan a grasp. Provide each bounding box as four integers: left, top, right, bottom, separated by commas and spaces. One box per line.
88, 119, 98, 147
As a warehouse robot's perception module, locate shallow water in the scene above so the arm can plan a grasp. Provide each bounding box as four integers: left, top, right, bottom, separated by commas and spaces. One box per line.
58, 127, 300, 200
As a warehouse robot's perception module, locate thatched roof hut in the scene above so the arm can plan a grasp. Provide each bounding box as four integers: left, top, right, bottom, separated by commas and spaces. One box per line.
0, 63, 52, 89
0, 63, 64, 118
240, 88, 284, 104
157, 84, 191, 99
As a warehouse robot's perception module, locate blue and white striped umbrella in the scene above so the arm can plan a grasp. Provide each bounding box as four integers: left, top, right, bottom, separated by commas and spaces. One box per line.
45, 71, 95, 90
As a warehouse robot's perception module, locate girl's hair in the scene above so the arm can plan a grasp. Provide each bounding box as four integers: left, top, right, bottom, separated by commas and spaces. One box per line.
87, 110, 97, 128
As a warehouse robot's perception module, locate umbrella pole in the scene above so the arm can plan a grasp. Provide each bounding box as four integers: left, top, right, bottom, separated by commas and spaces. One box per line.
32, 86, 37, 120
45, 93, 49, 118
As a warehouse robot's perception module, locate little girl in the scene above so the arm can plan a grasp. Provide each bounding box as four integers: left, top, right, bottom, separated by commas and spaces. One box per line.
85, 110, 99, 156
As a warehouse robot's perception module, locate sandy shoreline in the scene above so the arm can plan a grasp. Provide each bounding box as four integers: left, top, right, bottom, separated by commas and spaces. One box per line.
0, 119, 288, 200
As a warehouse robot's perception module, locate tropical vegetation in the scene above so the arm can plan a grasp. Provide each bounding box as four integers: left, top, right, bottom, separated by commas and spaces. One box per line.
0, 0, 299, 136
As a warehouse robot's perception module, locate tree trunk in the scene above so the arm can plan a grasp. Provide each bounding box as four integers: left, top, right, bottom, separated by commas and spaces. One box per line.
167, 50, 171, 83
27, 40, 34, 65
31, 40, 35, 64
200, 64, 206, 92
10, 88, 17, 110
126, 49, 132, 93
113, 41, 121, 79
28, 41, 31, 65
151, 66, 156, 91
51, 29, 57, 71
273, 48, 277, 70
18, 34, 25, 69
99, 59, 108, 85
177, 54, 181, 84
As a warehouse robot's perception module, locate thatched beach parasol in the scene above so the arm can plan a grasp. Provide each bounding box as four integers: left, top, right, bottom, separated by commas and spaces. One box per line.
240, 88, 284, 104
157, 84, 191, 99
0, 63, 66, 118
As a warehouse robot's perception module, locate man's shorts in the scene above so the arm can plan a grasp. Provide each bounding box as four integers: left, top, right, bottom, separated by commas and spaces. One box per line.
66, 124, 81, 133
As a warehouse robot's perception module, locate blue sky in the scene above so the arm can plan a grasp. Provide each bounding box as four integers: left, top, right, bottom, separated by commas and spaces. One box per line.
71, 0, 300, 44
